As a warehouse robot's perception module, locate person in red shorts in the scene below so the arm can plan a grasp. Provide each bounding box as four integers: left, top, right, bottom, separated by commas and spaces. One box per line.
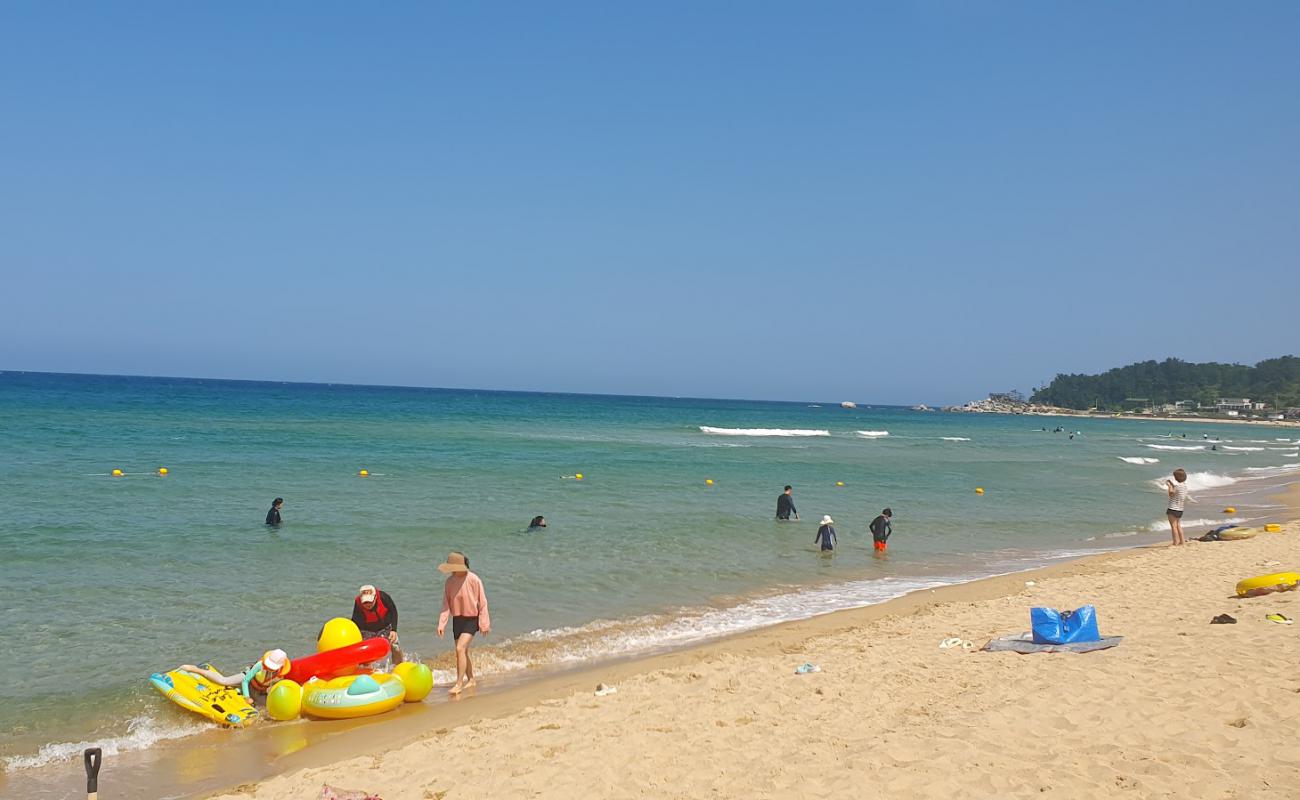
869, 508, 893, 554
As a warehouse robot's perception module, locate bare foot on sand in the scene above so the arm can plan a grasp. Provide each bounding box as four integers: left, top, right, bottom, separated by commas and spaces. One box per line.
448, 681, 464, 696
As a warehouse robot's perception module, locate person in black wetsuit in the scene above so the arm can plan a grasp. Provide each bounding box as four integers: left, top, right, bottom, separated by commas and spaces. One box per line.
776, 486, 799, 520
529, 515, 547, 529
265, 498, 283, 526
352, 584, 404, 664
869, 508, 893, 554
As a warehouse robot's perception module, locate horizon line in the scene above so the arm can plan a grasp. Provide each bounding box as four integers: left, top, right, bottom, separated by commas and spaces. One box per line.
0, 368, 949, 409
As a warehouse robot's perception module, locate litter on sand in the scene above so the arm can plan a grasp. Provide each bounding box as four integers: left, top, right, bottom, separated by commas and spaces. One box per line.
939, 638, 974, 650
794, 663, 821, 674
983, 632, 1123, 654
321, 786, 382, 800
1211, 614, 1238, 624
594, 683, 618, 696
1266, 614, 1293, 625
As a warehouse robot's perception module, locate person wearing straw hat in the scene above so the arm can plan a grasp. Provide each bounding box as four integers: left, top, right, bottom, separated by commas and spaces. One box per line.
814, 515, 837, 551
436, 551, 491, 696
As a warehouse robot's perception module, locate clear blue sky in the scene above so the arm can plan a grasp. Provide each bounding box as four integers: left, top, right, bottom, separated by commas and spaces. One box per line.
2, 3, 1297, 404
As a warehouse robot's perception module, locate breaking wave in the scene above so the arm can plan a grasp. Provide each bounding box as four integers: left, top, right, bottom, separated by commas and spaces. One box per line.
1118, 456, 1160, 465
3, 715, 206, 772
1145, 444, 1205, 451
855, 430, 890, 438
1147, 471, 1237, 492
698, 427, 830, 437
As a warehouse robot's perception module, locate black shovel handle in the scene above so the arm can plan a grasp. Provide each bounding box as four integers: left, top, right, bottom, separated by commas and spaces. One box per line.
85, 747, 102, 797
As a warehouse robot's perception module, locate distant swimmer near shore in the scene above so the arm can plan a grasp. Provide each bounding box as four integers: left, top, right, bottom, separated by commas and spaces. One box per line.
265, 498, 283, 526
529, 515, 547, 529
776, 486, 799, 521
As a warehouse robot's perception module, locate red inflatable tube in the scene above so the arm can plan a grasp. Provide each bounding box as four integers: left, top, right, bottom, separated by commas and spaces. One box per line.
286, 638, 391, 683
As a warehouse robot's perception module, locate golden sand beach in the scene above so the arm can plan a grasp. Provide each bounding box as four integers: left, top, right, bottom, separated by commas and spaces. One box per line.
208, 488, 1300, 800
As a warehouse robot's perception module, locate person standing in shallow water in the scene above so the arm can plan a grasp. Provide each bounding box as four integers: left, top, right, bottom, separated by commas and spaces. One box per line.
1165, 468, 1189, 546
869, 508, 893, 555
776, 486, 799, 521
814, 515, 837, 551
437, 551, 491, 696
265, 498, 283, 526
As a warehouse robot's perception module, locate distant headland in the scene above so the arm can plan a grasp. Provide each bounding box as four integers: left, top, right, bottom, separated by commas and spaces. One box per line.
944, 356, 1300, 425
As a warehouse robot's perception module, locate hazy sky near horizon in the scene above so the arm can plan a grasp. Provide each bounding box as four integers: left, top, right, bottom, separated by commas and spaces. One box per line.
2, 3, 1297, 404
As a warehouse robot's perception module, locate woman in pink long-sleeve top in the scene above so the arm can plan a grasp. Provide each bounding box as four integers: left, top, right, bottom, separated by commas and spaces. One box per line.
436, 551, 490, 695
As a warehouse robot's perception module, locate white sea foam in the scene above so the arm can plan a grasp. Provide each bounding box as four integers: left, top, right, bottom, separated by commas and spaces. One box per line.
497, 574, 957, 668
855, 430, 890, 438
1146, 516, 1243, 533
698, 427, 830, 437
1242, 462, 1300, 477
1147, 471, 1237, 492
1118, 456, 1160, 465
940, 436, 971, 442
1222, 446, 1265, 452
1144, 444, 1206, 451
3, 715, 206, 772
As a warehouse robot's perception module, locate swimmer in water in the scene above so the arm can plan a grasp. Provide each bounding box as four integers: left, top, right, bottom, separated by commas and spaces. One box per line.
529, 515, 547, 529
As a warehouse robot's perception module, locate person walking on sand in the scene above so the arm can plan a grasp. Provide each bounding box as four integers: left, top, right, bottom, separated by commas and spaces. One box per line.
265, 498, 283, 526
869, 508, 893, 554
437, 551, 490, 696
1165, 468, 1189, 546
814, 515, 837, 551
776, 486, 799, 521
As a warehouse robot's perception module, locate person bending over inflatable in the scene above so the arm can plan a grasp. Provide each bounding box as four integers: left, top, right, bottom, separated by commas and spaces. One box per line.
178, 649, 291, 700
352, 584, 404, 664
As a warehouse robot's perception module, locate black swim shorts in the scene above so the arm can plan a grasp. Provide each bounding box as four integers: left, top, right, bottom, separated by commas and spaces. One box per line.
452, 616, 480, 638
1167, 509, 1184, 519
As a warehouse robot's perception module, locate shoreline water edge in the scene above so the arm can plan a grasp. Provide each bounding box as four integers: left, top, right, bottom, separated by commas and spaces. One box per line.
2, 374, 1300, 800
2, 458, 1296, 798
7, 481, 1289, 800
224, 483, 1300, 800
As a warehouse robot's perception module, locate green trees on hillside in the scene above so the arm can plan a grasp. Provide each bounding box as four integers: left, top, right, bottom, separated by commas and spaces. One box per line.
1030, 356, 1300, 411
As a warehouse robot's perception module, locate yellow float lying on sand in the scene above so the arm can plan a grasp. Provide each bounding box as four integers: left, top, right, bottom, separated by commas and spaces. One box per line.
1236, 572, 1300, 598
301, 673, 407, 719
1218, 527, 1261, 541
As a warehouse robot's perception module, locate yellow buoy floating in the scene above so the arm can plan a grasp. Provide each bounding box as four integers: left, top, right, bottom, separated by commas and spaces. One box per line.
705, 478, 714, 486
358, 469, 369, 477
157, 467, 168, 476
1223, 507, 1236, 514
575, 473, 584, 481
111, 469, 123, 477
975, 487, 985, 495
835, 481, 845, 487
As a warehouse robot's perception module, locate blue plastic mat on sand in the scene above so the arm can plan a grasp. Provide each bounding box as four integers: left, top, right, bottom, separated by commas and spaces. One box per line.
983, 632, 1123, 654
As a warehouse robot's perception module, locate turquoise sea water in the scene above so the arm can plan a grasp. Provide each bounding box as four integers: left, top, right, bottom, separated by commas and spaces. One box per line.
2, 372, 1297, 770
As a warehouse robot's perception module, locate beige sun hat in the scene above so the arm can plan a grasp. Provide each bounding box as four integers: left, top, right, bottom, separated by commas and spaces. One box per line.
437, 551, 469, 574
820, 515, 834, 525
